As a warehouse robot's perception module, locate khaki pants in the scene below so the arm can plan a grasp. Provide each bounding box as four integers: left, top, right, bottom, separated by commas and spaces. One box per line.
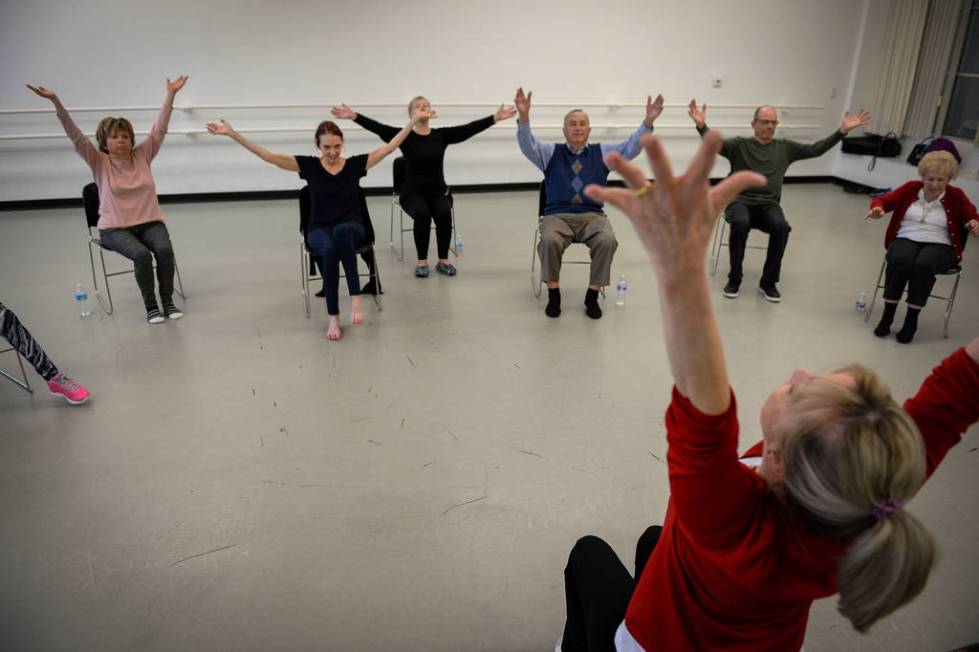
538, 212, 618, 286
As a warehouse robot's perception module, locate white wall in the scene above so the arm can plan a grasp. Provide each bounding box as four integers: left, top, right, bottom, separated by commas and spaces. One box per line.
1, 0, 869, 202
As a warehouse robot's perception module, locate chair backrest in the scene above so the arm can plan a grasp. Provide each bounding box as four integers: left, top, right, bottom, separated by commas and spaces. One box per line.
298, 184, 376, 248
392, 157, 406, 194
82, 183, 100, 229
538, 183, 547, 218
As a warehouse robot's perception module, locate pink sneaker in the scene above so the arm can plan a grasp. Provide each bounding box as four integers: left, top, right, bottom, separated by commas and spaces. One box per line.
47, 373, 90, 405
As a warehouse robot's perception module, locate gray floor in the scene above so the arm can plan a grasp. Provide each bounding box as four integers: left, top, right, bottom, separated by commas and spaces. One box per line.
0, 185, 976, 652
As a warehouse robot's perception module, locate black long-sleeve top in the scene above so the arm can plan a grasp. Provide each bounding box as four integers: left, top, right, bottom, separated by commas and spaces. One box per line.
354, 113, 495, 195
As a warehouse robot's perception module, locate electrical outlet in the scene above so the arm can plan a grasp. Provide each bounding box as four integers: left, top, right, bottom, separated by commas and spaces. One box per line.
711, 76, 723, 89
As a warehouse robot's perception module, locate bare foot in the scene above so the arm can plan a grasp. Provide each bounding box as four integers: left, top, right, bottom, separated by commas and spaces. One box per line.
351, 295, 364, 325
326, 316, 342, 341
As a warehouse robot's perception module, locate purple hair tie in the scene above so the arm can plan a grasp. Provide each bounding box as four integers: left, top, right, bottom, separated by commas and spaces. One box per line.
873, 498, 903, 520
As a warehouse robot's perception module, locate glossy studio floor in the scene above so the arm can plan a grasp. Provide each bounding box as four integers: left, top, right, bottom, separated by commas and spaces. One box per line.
1, 184, 977, 652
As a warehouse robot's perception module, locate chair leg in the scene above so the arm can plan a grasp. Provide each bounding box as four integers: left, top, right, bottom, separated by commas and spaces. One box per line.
96, 246, 115, 315
864, 259, 886, 323
369, 249, 383, 311
709, 216, 724, 277
942, 272, 960, 339
301, 240, 312, 319
0, 350, 33, 393
397, 208, 406, 262
531, 224, 543, 298
173, 260, 186, 300
389, 198, 397, 254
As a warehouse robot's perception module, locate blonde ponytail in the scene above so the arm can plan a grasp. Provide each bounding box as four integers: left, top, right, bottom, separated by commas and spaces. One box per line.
777, 364, 937, 632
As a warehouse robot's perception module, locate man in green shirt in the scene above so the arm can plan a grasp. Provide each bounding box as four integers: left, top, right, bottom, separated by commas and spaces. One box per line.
688, 101, 871, 301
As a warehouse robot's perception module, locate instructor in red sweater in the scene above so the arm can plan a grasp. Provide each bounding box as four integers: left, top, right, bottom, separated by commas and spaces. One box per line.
556, 132, 979, 651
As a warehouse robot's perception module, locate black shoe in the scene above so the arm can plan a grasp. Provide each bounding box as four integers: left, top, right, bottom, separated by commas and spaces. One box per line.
722, 280, 741, 298
314, 288, 326, 298
758, 284, 781, 303
545, 288, 561, 318
584, 289, 602, 319
163, 302, 184, 320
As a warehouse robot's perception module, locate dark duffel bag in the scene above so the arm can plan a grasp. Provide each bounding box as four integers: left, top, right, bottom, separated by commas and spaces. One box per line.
841, 131, 901, 171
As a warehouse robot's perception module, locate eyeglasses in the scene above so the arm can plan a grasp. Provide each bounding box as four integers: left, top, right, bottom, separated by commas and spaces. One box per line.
754, 119, 779, 126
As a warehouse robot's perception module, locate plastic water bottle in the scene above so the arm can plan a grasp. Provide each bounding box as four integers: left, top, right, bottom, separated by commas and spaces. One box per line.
616, 275, 627, 306
75, 284, 91, 318
855, 291, 867, 313
455, 234, 464, 254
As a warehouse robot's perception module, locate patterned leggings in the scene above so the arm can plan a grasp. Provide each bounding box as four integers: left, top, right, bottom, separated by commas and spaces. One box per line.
0, 302, 59, 381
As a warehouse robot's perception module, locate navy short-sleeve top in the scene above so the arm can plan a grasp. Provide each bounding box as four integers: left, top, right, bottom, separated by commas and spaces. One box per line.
296, 154, 368, 230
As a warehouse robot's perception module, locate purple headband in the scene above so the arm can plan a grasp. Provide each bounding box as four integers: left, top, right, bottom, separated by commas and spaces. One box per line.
873, 498, 904, 520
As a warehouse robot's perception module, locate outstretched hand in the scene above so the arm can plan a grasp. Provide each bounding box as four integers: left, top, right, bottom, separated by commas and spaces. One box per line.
26, 84, 58, 102
865, 206, 885, 220
688, 99, 706, 127
841, 108, 871, 133
206, 119, 235, 136
514, 87, 532, 120
167, 75, 189, 95
585, 133, 764, 281
644, 94, 665, 127
494, 103, 517, 122
331, 104, 357, 120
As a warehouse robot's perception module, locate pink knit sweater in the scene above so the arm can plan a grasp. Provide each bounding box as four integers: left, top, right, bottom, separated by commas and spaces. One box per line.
57, 103, 171, 230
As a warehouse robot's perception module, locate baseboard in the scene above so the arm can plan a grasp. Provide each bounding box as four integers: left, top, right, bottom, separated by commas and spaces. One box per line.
0, 176, 846, 212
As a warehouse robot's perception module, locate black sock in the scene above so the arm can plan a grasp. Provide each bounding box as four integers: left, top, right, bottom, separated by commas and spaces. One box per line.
584, 288, 602, 319
896, 307, 920, 344
874, 302, 898, 337
545, 287, 561, 318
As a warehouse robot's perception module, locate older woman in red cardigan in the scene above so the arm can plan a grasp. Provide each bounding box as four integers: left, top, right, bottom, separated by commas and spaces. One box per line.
866, 151, 978, 343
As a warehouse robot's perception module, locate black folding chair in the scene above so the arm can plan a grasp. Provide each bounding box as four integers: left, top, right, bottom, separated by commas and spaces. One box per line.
299, 185, 383, 318
83, 183, 185, 315
389, 156, 458, 261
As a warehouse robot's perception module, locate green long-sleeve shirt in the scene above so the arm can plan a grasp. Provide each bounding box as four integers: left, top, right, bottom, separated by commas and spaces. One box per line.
697, 124, 844, 205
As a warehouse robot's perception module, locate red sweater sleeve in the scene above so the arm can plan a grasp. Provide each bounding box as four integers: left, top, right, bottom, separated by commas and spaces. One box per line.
666, 387, 762, 548
904, 348, 979, 479
870, 180, 916, 213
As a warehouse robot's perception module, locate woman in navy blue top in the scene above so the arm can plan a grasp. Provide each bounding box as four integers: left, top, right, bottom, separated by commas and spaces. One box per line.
208, 111, 428, 340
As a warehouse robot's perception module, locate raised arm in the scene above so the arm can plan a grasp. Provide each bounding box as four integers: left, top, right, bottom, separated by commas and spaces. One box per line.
600, 94, 663, 161
206, 119, 299, 172
788, 109, 871, 162
904, 337, 979, 479
585, 133, 765, 413
439, 104, 513, 145
689, 98, 736, 161
332, 106, 401, 143
365, 109, 432, 169
141, 75, 187, 160
514, 86, 555, 172
26, 84, 100, 169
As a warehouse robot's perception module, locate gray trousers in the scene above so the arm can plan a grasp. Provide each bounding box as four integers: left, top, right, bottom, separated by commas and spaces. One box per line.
539, 212, 618, 287
99, 221, 175, 311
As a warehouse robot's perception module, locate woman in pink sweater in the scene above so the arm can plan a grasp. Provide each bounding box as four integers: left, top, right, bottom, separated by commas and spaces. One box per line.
555, 133, 979, 651
27, 77, 188, 324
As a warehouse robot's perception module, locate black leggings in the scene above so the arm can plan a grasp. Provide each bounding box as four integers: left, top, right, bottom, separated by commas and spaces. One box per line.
400, 192, 452, 261
561, 526, 661, 652
0, 302, 59, 381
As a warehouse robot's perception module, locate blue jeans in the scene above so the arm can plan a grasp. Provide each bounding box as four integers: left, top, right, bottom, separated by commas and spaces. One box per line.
307, 221, 366, 316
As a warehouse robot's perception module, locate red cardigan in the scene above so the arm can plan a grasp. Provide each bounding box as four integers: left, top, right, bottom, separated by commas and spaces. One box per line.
624, 349, 979, 651
870, 181, 977, 263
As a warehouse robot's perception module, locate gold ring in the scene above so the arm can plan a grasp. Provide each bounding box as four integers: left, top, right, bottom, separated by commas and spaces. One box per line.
632, 181, 652, 197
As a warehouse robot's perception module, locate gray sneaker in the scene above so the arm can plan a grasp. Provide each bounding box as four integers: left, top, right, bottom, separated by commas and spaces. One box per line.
414, 264, 430, 278
435, 262, 457, 276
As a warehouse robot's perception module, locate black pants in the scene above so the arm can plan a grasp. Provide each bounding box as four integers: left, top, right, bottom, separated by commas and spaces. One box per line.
725, 201, 791, 287
561, 526, 662, 652
884, 238, 956, 307
400, 192, 452, 261
98, 221, 175, 311
0, 302, 59, 381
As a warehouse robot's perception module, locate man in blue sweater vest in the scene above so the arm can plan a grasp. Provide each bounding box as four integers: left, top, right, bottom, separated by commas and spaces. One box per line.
516, 87, 663, 318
